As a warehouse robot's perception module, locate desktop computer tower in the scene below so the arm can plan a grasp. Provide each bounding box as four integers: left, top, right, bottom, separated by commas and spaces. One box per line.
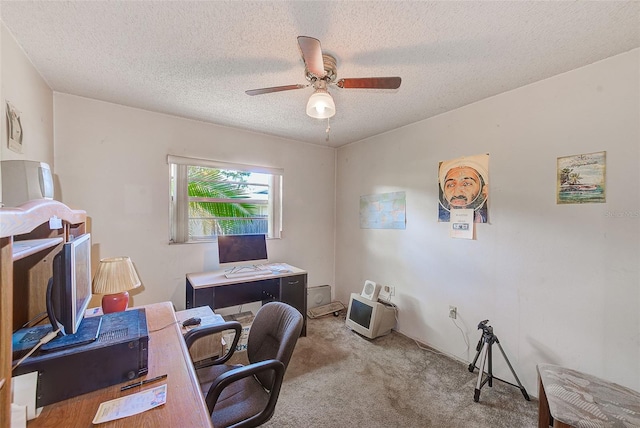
12, 308, 149, 408
307, 285, 331, 309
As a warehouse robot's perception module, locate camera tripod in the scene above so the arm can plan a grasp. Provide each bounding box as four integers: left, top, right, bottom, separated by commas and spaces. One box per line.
468, 320, 530, 402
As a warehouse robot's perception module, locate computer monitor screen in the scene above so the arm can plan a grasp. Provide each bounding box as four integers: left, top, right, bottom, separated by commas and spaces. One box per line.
217, 234, 268, 264
348, 298, 373, 329
47, 233, 92, 335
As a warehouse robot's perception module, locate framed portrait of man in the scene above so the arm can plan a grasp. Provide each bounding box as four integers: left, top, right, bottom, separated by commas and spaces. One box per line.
438, 153, 489, 223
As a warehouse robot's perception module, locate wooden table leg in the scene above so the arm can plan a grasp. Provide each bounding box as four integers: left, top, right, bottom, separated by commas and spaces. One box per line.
538, 375, 552, 428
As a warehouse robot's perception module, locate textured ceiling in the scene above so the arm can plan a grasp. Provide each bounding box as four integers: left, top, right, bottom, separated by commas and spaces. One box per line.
1, 1, 639, 148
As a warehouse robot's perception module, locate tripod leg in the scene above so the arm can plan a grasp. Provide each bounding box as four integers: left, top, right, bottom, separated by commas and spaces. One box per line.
495, 340, 530, 401
487, 341, 493, 387
468, 336, 483, 372
474, 342, 488, 402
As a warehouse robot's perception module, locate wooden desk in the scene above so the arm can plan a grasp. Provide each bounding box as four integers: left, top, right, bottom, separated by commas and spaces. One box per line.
537, 363, 640, 428
186, 263, 307, 336
28, 302, 212, 427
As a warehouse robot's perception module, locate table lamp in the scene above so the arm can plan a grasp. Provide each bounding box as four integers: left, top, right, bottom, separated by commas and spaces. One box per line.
92, 256, 141, 313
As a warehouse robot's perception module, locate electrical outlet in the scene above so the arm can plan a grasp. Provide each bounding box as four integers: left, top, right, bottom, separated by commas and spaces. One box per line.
449, 305, 457, 319
380, 285, 395, 301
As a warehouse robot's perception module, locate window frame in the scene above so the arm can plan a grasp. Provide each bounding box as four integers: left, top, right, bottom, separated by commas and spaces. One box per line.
168, 155, 282, 243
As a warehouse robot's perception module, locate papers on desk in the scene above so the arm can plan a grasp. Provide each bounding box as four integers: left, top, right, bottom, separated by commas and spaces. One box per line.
269, 263, 293, 274
12, 371, 41, 422
92, 384, 167, 424
182, 314, 225, 332
11, 403, 27, 428
223, 263, 293, 279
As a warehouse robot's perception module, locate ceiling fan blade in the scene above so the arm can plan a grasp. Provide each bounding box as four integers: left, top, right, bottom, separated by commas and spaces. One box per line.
336, 77, 402, 89
297, 36, 326, 78
245, 84, 307, 96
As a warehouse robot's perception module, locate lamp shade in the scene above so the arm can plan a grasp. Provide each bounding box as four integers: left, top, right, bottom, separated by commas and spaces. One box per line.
306, 89, 335, 119
92, 256, 141, 295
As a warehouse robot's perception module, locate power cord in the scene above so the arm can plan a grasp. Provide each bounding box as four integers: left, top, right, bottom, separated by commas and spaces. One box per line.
413, 339, 450, 357
412, 318, 471, 359
384, 301, 399, 326
12, 329, 60, 371
378, 294, 393, 305
15, 311, 48, 331
451, 317, 470, 355
149, 320, 180, 333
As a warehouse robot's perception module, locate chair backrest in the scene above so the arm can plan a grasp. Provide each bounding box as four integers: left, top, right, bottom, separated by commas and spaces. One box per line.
246, 302, 303, 388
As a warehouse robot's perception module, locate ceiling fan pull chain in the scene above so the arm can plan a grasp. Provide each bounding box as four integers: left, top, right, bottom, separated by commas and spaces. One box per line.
325, 118, 331, 142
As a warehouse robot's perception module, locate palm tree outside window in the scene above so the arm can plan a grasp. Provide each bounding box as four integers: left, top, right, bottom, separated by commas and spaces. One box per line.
169, 155, 282, 243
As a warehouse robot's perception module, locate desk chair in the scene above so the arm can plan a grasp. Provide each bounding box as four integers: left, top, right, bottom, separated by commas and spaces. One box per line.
184, 302, 303, 428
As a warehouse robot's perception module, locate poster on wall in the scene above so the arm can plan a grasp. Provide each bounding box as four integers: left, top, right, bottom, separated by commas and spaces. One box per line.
557, 151, 606, 204
360, 191, 406, 229
6, 101, 23, 153
438, 153, 489, 223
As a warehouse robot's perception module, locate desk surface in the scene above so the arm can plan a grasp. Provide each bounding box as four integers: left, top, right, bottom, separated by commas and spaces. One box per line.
28, 302, 212, 427
537, 363, 640, 428
187, 263, 306, 288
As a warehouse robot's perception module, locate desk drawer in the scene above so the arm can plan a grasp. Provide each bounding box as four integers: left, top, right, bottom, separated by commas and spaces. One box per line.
279, 274, 306, 314
214, 279, 269, 308
187, 279, 275, 310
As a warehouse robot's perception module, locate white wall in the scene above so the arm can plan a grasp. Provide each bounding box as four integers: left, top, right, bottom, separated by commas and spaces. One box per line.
1, 23, 54, 201
335, 49, 640, 396
4, 15, 638, 398
53, 94, 336, 310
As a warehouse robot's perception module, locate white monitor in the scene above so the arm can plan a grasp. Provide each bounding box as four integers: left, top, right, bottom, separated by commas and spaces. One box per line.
345, 293, 396, 339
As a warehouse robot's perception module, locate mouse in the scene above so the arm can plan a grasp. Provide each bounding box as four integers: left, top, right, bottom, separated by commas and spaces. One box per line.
182, 317, 201, 327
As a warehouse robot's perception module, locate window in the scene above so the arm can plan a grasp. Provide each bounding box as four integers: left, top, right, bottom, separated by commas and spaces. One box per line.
168, 155, 282, 243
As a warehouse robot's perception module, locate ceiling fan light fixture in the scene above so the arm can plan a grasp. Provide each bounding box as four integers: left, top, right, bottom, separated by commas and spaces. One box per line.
306, 89, 335, 119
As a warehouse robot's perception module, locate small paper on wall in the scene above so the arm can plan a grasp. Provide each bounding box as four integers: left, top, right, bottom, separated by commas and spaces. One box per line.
449, 209, 474, 239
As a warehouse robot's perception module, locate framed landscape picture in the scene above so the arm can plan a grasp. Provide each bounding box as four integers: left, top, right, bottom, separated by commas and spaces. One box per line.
557, 151, 606, 204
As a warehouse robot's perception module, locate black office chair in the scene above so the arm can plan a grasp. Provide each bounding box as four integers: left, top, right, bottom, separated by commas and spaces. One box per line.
184, 302, 303, 428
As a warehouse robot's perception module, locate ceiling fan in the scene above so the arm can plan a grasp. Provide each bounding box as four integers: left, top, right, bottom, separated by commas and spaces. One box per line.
246, 36, 402, 120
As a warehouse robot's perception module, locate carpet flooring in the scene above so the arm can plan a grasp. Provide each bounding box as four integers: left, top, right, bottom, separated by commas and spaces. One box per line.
262, 312, 538, 427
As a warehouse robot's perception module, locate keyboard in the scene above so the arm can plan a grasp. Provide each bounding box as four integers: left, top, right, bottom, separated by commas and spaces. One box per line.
307, 301, 346, 318
224, 269, 273, 279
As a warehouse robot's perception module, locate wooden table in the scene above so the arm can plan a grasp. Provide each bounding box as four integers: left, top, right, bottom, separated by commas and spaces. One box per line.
28, 302, 212, 427
537, 363, 640, 428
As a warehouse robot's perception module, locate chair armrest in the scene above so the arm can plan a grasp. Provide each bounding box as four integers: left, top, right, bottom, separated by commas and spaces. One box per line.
184, 321, 242, 366
205, 359, 286, 425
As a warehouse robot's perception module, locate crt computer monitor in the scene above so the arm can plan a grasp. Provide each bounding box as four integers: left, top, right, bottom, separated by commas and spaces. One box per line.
345, 293, 397, 340
217, 234, 268, 265
46, 233, 93, 336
